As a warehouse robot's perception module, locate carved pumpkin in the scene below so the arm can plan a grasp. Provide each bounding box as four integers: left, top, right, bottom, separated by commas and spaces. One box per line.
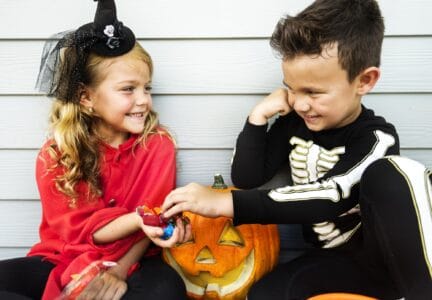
308, 293, 377, 300
163, 175, 280, 299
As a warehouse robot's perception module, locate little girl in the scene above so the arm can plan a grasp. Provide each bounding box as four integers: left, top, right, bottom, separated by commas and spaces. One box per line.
0, 1, 189, 299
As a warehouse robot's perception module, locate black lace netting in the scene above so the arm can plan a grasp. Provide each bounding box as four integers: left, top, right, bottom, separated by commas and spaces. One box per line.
35, 29, 109, 103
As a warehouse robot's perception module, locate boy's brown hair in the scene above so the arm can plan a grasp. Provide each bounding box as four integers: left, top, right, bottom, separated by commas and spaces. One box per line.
270, 0, 384, 82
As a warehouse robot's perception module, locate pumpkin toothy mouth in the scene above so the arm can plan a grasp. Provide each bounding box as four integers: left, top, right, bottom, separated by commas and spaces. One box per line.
164, 249, 255, 297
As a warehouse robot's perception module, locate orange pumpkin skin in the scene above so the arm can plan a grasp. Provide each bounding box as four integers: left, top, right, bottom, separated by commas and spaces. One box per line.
163, 177, 280, 299
308, 293, 377, 300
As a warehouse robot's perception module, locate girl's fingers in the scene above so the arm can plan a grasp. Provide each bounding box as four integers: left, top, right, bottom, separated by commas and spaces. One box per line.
142, 224, 164, 239
155, 228, 179, 248
110, 281, 127, 300
78, 274, 104, 300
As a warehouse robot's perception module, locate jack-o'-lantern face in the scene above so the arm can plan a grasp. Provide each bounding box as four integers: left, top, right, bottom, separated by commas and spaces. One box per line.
164, 214, 279, 299
163, 176, 279, 299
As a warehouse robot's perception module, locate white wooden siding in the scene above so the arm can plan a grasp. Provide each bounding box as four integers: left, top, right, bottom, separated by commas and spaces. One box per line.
0, 0, 431, 259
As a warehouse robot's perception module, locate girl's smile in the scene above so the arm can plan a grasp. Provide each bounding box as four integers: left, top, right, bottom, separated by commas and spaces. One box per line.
82, 56, 152, 147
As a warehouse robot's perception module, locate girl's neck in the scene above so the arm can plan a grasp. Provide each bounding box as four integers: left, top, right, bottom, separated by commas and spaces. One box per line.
93, 126, 130, 148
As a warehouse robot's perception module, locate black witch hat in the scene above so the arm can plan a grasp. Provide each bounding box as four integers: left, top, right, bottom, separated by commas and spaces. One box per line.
35, 0, 136, 102
76, 0, 135, 56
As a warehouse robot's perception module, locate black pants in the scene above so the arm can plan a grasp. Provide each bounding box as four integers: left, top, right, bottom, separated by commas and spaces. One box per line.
0, 255, 186, 300
249, 157, 432, 300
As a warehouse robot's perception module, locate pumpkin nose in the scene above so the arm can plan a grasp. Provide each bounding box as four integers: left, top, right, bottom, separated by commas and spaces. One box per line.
196, 246, 216, 264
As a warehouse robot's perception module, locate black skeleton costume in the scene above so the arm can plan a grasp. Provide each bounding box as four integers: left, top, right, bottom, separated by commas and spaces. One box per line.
231, 106, 398, 247
230, 106, 432, 299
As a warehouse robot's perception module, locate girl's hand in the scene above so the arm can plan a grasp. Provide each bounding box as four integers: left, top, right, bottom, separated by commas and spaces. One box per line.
249, 88, 291, 125
77, 271, 127, 300
161, 183, 234, 219
139, 217, 192, 248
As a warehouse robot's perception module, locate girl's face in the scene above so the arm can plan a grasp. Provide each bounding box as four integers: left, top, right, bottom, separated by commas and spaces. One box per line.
86, 56, 152, 146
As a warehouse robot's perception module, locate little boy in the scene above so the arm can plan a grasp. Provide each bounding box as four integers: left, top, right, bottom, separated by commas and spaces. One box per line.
163, 0, 432, 298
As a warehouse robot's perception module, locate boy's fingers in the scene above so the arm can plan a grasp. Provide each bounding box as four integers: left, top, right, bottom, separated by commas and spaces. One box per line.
162, 191, 188, 211
175, 218, 185, 241
163, 203, 186, 219
183, 223, 193, 243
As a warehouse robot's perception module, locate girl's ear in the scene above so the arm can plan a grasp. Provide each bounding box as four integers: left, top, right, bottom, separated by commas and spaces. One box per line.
356, 67, 381, 95
79, 84, 93, 109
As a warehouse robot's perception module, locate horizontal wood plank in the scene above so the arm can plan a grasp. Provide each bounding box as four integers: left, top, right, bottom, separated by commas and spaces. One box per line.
0, 38, 431, 95
0, 201, 41, 247
1, 94, 431, 149
0, 148, 431, 201
0, 248, 30, 260
0, 0, 430, 39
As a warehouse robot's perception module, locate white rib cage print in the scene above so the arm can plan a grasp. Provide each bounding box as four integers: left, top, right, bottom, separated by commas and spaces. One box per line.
269, 130, 396, 248
289, 136, 346, 184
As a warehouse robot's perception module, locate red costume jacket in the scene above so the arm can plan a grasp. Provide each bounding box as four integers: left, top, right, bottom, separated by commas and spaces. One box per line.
27, 133, 176, 299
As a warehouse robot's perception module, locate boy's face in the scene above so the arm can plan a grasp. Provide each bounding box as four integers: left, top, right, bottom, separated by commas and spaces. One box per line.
282, 45, 362, 132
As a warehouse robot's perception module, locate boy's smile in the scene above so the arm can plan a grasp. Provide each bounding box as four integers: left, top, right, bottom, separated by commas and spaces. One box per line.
282, 44, 363, 131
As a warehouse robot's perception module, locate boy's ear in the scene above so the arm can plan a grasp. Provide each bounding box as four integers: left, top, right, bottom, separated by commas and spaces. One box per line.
356, 67, 380, 95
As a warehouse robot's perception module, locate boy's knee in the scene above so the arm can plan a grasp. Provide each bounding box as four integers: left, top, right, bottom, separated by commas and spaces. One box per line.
364, 156, 397, 175
361, 157, 394, 195
360, 156, 429, 203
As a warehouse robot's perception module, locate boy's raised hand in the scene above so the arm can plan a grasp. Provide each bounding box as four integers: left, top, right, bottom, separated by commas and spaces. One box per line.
249, 88, 291, 125
162, 183, 234, 219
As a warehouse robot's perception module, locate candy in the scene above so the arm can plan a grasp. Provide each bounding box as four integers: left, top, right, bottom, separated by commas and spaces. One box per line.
136, 206, 177, 240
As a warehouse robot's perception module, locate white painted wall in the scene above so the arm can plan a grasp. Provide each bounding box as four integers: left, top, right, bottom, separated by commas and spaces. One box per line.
0, 0, 431, 259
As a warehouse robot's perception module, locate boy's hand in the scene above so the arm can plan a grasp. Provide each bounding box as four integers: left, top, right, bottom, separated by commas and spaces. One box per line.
249, 88, 291, 125
161, 183, 234, 219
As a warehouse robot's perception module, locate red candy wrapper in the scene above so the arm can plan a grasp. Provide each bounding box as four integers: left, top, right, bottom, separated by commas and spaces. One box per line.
57, 260, 117, 300
136, 206, 170, 227
136, 206, 183, 240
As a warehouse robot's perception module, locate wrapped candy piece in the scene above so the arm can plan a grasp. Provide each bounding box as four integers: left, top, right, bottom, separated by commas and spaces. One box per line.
136, 206, 179, 240
136, 206, 167, 226
58, 260, 117, 300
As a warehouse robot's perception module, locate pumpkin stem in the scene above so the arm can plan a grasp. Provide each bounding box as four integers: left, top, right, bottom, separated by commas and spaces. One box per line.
212, 174, 228, 189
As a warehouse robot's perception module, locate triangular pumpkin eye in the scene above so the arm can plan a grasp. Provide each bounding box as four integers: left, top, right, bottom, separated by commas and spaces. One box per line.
217, 220, 245, 247
195, 246, 216, 264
